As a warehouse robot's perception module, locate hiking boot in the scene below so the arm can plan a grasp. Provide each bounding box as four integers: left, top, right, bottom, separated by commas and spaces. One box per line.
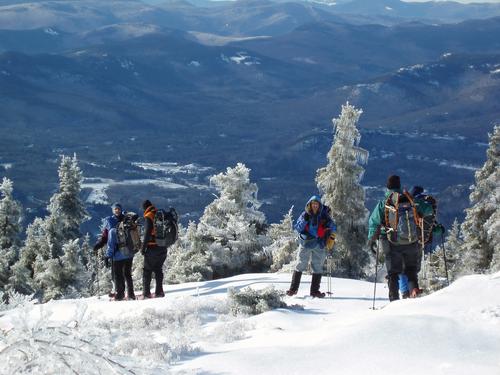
286, 271, 302, 296
310, 291, 326, 298
402, 291, 410, 299
310, 273, 324, 298
410, 288, 423, 298
127, 294, 136, 300
154, 292, 165, 298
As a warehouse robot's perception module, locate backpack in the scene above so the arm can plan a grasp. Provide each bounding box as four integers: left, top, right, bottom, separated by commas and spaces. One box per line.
384, 191, 421, 245
414, 193, 437, 246
117, 212, 141, 257
154, 208, 179, 248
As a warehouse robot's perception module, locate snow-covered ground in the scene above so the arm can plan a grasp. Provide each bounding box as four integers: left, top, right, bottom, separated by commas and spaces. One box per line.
1, 272, 499, 374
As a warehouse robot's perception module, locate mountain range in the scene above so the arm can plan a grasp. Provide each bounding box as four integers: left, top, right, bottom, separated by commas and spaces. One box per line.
0, 0, 498, 233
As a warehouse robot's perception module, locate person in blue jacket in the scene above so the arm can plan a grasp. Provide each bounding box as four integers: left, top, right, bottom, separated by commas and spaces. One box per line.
93, 203, 137, 301
286, 195, 336, 298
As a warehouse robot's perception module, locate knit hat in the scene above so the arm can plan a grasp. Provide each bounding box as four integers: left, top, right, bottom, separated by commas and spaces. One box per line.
112, 202, 122, 210
386, 175, 401, 190
142, 200, 152, 210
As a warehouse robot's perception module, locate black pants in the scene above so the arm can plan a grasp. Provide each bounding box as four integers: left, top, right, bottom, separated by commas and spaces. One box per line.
113, 258, 134, 300
143, 246, 167, 296
381, 239, 419, 301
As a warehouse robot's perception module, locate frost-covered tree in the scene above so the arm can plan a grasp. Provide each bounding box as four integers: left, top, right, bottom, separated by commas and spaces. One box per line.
166, 222, 212, 284
459, 126, 500, 274
197, 163, 268, 278
32, 239, 89, 302
14, 155, 89, 300
47, 154, 88, 243
316, 102, 369, 279
0, 177, 22, 250
426, 232, 460, 293
264, 207, 298, 272
0, 177, 22, 293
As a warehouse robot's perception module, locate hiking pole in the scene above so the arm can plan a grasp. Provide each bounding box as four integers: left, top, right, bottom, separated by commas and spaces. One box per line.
372, 239, 380, 310
326, 253, 333, 298
95, 251, 100, 300
440, 228, 450, 286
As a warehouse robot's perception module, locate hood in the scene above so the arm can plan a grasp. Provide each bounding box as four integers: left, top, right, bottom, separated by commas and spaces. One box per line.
305, 195, 322, 214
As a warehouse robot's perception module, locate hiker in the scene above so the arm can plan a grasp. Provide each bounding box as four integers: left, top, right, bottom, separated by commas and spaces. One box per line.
93, 203, 137, 301
141, 200, 168, 298
399, 186, 443, 298
286, 195, 337, 298
368, 175, 425, 302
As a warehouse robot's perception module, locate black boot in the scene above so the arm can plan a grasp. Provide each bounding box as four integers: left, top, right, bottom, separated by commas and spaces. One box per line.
388, 274, 400, 302
154, 270, 165, 298
143, 269, 152, 298
310, 273, 325, 298
286, 271, 302, 296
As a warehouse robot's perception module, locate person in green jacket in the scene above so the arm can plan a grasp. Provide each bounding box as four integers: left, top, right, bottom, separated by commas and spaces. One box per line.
367, 175, 423, 302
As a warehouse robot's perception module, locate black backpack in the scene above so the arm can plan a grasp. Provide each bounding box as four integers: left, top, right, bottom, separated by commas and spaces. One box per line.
154, 208, 179, 248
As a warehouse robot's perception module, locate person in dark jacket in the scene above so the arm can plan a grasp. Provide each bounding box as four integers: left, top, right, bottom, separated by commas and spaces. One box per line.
368, 175, 422, 302
93, 202, 136, 301
141, 200, 168, 298
286, 195, 336, 298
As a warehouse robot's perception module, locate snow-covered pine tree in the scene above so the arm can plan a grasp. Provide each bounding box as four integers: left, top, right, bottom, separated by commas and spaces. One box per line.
264, 207, 298, 272
15, 155, 90, 300
166, 222, 212, 284
0, 177, 22, 293
197, 163, 268, 278
459, 125, 499, 274
59, 239, 90, 299
443, 218, 462, 281
47, 154, 88, 243
316, 102, 370, 279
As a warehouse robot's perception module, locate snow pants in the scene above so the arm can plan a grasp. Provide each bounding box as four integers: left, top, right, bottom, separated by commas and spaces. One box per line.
294, 243, 326, 274
143, 246, 167, 296
380, 238, 419, 301
113, 258, 134, 300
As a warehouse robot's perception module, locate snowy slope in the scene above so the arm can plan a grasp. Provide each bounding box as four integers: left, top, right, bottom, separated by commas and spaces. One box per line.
1, 272, 499, 374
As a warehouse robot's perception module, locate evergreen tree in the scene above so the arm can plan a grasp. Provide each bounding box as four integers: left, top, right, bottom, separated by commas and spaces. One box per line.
316, 102, 369, 279
47, 154, 88, 243
197, 163, 268, 278
264, 207, 298, 272
15, 155, 90, 300
166, 222, 212, 283
460, 126, 500, 274
444, 218, 463, 281
0, 177, 22, 250
0, 177, 22, 292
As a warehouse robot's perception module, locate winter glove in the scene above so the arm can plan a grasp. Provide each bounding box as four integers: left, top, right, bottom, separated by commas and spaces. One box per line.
303, 213, 310, 222
104, 257, 110, 268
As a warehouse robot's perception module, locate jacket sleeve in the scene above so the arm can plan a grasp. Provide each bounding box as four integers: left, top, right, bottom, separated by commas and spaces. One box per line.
142, 217, 153, 251
368, 201, 384, 239
93, 228, 109, 250
294, 212, 308, 234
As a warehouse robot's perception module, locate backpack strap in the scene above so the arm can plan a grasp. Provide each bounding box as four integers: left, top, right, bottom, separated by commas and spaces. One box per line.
384, 191, 399, 233
403, 190, 422, 228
